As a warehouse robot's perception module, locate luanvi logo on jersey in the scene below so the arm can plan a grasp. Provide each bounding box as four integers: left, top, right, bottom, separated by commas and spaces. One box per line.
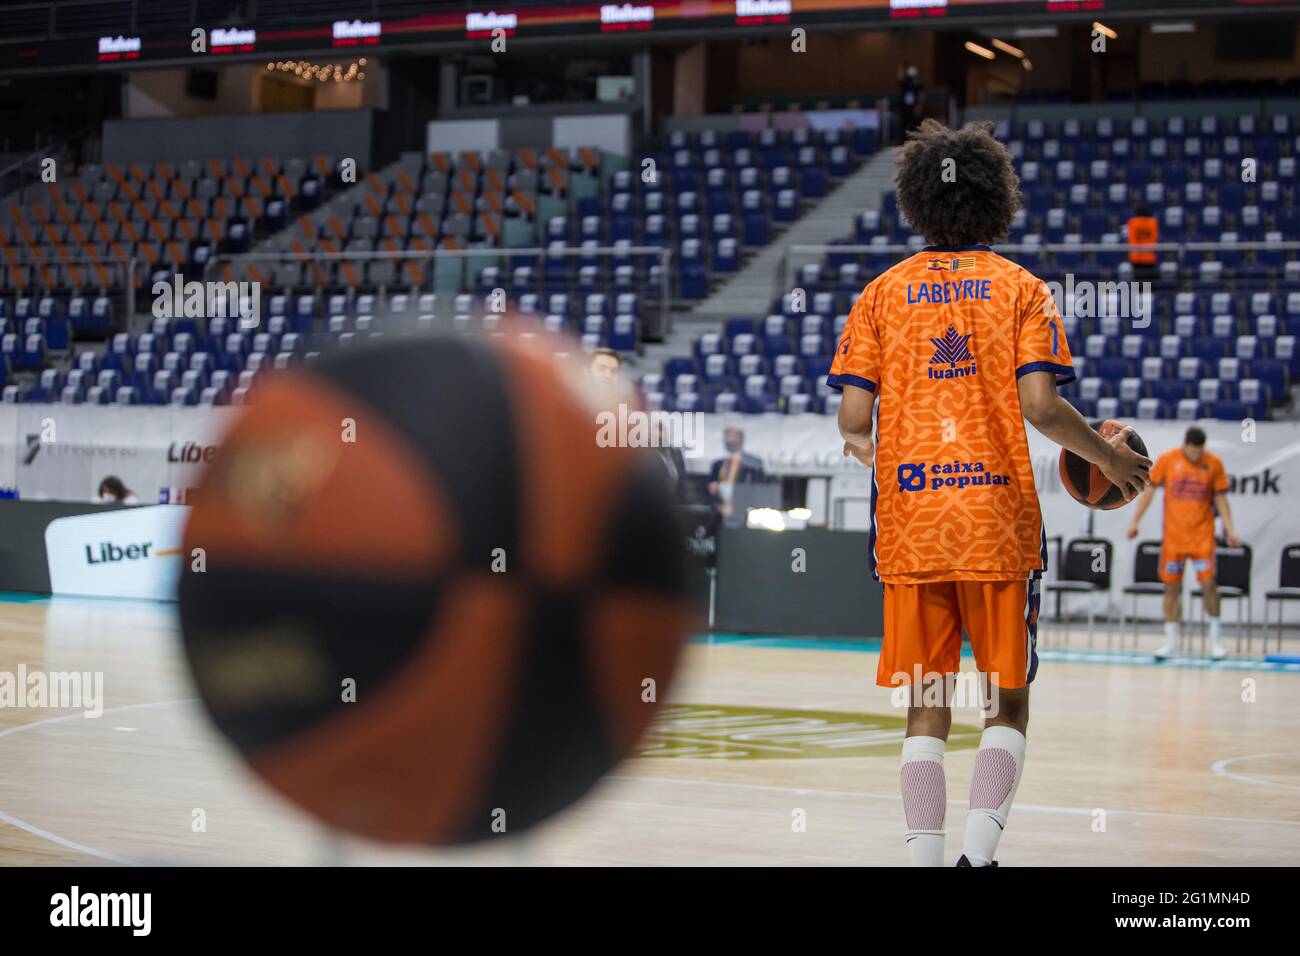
928, 324, 977, 379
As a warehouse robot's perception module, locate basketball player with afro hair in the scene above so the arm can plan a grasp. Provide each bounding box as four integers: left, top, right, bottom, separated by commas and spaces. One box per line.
828, 119, 1151, 865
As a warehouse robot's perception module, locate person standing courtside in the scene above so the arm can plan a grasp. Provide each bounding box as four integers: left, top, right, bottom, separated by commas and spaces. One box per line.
1126, 426, 1241, 660
707, 426, 765, 519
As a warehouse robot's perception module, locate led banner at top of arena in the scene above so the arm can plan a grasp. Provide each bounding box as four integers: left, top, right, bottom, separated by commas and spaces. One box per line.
2, 0, 1296, 76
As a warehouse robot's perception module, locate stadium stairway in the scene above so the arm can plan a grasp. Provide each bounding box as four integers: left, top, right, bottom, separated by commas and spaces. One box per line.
684, 148, 897, 322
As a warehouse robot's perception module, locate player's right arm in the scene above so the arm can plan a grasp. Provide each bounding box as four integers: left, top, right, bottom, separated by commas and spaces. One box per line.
838, 384, 876, 466
1126, 451, 1167, 537
1018, 370, 1152, 500
1125, 486, 1158, 538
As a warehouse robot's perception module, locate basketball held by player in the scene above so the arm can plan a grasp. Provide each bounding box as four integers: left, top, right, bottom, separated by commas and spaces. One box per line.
1126, 426, 1242, 661
830, 119, 1151, 867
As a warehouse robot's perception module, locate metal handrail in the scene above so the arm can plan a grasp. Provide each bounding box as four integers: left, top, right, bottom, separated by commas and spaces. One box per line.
211, 244, 673, 262
778, 239, 1300, 300
789, 240, 1300, 254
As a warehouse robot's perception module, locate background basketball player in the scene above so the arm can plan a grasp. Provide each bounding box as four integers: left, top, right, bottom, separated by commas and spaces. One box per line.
1126, 426, 1241, 661
830, 120, 1151, 867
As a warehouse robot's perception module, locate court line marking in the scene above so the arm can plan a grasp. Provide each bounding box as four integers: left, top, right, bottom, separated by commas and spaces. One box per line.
1210, 752, 1300, 792
0, 809, 136, 866
608, 773, 1300, 829
3, 698, 1298, 865
0, 699, 196, 866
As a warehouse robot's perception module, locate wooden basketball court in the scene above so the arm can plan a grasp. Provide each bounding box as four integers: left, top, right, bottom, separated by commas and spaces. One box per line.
1, 594, 1296, 866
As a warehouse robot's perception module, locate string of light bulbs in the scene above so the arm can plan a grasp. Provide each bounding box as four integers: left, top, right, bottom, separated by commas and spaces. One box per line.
267, 57, 367, 83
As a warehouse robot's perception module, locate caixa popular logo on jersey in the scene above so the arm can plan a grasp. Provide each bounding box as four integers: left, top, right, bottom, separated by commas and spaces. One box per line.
928, 324, 977, 380
897, 460, 1013, 493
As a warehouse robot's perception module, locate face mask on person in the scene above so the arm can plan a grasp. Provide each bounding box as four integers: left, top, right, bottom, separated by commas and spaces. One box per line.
724, 438, 743, 454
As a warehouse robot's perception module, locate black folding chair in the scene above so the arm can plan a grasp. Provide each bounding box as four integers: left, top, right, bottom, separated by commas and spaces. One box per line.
1264, 543, 1300, 655
1119, 540, 1165, 649
1044, 537, 1113, 647
1192, 543, 1252, 653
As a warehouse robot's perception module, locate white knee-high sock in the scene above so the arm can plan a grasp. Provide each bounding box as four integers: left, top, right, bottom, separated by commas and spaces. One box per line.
963, 725, 1027, 866
901, 735, 947, 867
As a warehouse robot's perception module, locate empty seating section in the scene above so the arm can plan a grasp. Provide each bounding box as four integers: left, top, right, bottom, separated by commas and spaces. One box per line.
251, 146, 599, 296
603, 126, 876, 299
0, 154, 338, 361
5, 113, 1290, 418
0, 146, 602, 403
2, 155, 337, 292
643, 113, 1296, 419
1, 125, 879, 406
4, 292, 636, 407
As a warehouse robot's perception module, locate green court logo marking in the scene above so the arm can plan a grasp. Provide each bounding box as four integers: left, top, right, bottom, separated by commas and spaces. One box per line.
636, 703, 981, 760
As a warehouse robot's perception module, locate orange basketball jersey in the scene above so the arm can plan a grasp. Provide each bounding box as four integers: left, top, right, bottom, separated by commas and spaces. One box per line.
1149, 448, 1228, 553
828, 247, 1074, 584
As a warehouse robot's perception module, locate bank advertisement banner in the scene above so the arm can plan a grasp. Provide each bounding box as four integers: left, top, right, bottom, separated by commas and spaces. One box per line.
44, 504, 189, 601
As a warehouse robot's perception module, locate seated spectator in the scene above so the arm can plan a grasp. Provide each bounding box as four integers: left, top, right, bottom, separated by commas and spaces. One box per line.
97, 475, 138, 505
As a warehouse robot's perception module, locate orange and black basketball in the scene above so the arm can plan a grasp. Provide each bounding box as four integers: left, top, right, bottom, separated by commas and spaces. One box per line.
177, 336, 695, 845
1058, 419, 1149, 511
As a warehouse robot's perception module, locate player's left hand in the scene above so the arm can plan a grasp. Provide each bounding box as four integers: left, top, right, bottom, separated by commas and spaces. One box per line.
1226, 532, 1243, 548
843, 439, 873, 467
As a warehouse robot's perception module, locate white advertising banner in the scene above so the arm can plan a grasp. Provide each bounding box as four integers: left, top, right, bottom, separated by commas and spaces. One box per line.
8, 405, 236, 504
44, 504, 189, 601
5, 405, 1297, 620
687, 415, 1299, 622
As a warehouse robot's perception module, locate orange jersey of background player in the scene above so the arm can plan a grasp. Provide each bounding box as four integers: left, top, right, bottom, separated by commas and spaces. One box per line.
828, 247, 1074, 584
1126, 215, 1159, 265
1149, 447, 1228, 553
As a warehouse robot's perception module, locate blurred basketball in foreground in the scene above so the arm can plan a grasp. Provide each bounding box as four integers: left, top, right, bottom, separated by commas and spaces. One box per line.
1058, 419, 1150, 511
178, 335, 694, 844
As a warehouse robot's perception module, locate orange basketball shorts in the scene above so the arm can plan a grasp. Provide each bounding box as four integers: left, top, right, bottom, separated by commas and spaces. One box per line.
1158, 538, 1215, 584
877, 577, 1040, 690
